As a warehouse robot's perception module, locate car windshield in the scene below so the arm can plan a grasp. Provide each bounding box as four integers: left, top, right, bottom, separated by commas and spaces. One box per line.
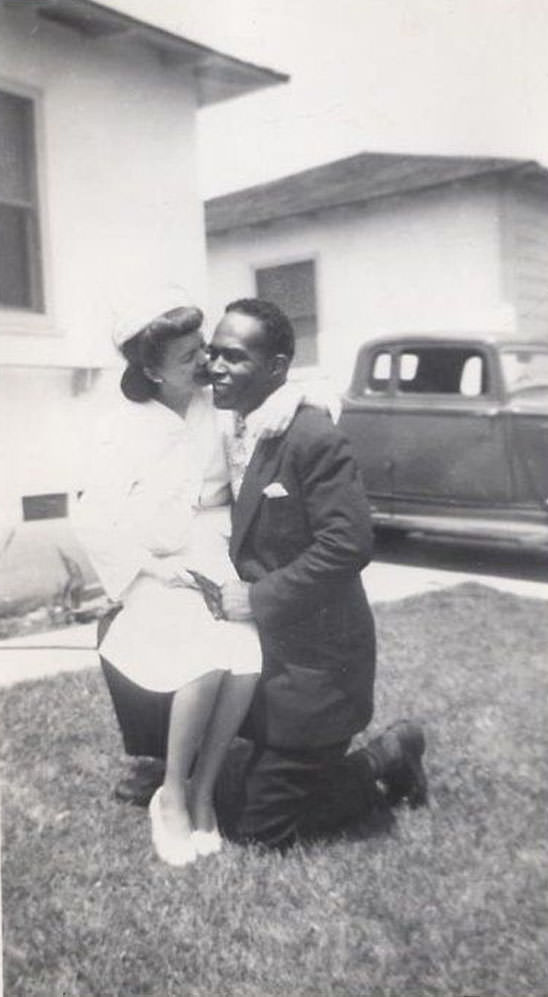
500, 348, 548, 394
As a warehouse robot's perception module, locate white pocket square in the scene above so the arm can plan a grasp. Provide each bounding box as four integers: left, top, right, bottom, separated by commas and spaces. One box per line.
263, 481, 289, 498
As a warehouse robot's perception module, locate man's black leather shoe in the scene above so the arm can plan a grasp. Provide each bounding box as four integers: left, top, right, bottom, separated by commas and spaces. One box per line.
114, 758, 165, 807
366, 721, 428, 808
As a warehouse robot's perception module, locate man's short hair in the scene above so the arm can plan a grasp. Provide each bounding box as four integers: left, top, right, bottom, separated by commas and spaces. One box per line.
225, 298, 295, 362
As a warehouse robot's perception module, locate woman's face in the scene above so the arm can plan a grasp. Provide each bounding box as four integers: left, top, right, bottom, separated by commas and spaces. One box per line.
152, 330, 208, 406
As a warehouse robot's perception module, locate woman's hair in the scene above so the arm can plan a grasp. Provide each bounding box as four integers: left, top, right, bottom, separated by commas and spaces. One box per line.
119, 306, 203, 402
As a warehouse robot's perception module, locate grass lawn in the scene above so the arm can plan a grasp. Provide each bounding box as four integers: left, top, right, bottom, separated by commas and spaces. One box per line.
1, 582, 547, 997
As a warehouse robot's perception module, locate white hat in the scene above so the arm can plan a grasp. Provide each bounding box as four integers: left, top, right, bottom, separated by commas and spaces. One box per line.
112, 282, 194, 349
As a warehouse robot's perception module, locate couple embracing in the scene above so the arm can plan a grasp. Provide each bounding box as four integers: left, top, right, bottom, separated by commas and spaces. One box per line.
76, 296, 427, 866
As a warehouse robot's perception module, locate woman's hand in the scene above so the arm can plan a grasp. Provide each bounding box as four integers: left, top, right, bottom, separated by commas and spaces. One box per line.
300, 380, 341, 423
259, 382, 341, 440
144, 556, 197, 588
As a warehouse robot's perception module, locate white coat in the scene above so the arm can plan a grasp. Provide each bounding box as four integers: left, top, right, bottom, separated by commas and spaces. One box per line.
73, 389, 259, 692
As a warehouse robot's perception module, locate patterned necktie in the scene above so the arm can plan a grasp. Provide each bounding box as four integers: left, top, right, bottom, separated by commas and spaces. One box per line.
227, 413, 248, 499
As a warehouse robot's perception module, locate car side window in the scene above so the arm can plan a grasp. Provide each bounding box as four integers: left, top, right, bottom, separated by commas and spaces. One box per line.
365, 351, 392, 394
459, 355, 484, 396
396, 348, 489, 396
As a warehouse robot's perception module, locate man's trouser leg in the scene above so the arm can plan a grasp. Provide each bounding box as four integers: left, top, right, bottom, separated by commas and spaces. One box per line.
100, 657, 173, 760
230, 741, 385, 850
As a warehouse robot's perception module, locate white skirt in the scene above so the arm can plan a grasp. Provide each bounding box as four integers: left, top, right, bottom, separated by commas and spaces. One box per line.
99, 507, 260, 692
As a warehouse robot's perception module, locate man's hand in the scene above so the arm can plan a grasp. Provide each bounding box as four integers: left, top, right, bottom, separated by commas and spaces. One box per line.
221, 580, 254, 621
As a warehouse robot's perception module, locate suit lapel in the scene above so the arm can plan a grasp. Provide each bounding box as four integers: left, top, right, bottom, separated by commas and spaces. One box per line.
230, 434, 284, 561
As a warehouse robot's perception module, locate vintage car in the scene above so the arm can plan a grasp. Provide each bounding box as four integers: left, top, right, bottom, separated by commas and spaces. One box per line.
338, 332, 548, 549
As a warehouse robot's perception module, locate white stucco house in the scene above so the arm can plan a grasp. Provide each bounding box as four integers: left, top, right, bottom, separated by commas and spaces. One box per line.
205, 152, 548, 390
0, 0, 285, 525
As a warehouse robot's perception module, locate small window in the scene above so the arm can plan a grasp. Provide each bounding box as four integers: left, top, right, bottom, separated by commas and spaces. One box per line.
400, 353, 419, 382
22, 493, 68, 521
255, 260, 317, 367
366, 351, 392, 393
460, 356, 483, 396
0, 89, 44, 312
396, 347, 488, 396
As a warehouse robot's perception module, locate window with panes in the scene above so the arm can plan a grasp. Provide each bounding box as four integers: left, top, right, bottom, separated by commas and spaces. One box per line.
255, 260, 318, 366
0, 89, 44, 312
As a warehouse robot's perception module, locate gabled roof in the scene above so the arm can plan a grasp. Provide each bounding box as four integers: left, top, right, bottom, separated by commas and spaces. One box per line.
7, 0, 288, 106
205, 152, 548, 234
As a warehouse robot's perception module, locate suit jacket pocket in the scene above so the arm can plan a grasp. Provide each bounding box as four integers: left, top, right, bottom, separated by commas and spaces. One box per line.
258, 493, 304, 548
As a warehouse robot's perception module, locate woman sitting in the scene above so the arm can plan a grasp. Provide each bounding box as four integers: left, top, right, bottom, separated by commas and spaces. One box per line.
75, 302, 259, 866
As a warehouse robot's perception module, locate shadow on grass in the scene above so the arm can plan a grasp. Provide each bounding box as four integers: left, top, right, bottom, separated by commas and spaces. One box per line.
1, 582, 548, 997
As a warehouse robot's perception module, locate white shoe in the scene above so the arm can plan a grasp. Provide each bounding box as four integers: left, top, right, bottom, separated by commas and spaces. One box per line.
149, 788, 197, 867
192, 827, 222, 857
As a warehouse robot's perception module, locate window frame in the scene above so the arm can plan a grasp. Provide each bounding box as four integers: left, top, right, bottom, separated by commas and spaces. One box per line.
362, 348, 394, 396
0, 77, 54, 337
251, 254, 320, 371
351, 341, 498, 402
393, 344, 493, 400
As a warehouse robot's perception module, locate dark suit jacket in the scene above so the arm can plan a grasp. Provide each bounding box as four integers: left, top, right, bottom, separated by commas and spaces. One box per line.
230, 405, 376, 750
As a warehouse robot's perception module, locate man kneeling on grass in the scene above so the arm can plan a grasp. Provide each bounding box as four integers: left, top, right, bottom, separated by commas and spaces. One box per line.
209, 298, 428, 850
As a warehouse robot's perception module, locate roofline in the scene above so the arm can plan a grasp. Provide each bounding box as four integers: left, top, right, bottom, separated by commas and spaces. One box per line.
205, 154, 544, 234
84, 0, 290, 84
6, 0, 289, 106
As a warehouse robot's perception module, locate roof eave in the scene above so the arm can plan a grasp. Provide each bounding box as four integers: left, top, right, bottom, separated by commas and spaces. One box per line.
205, 157, 547, 235
6, 0, 289, 106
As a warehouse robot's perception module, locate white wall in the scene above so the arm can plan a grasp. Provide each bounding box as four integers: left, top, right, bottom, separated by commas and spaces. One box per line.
0, 367, 118, 520
0, 5, 207, 366
207, 181, 515, 390
502, 185, 548, 338
0, 5, 207, 509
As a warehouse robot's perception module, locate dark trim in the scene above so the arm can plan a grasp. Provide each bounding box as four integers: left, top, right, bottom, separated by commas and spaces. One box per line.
22, 492, 68, 521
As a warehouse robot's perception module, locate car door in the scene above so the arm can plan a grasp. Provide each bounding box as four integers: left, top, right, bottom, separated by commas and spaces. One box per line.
339, 346, 395, 506
389, 343, 512, 510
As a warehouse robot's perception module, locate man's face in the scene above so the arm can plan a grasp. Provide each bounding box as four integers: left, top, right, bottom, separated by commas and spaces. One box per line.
207, 310, 278, 415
